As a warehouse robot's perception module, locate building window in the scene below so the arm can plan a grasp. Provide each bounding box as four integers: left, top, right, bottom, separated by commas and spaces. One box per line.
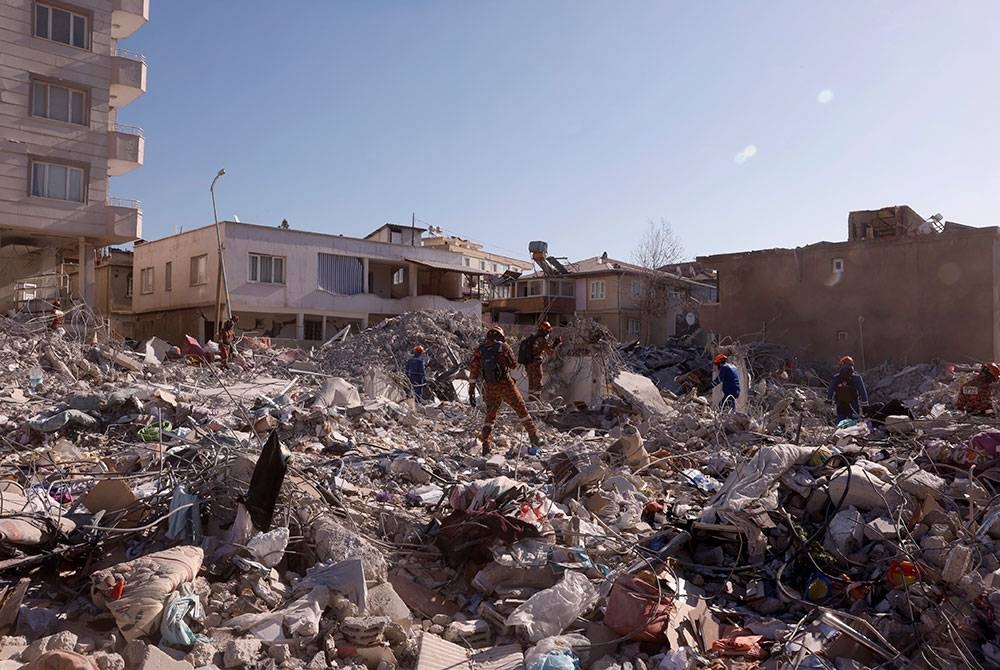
139, 267, 153, 294
318, 254, 363, 295
832, 258, 845, 273
389, 229, 402, 244
31, 80, 86, 125
492, 263, 498, 273
528, 280, 543, 297
30, 160, 84, 202
249, 253, 285, 284
631, 280, 641, 297
392, 269, 405, 285
561, 281, 576, 298
495, 285, 511, 299
627, 318, 640, 337
190, 254, 207, 286
304, 320, 323, 341
464, 257, 471, 267
34, 3, 89, 49
479, 260, 486, 271
836, 330, 849, 341
590, 280, 606, 300
164, 262, 172, 291
125, 272, 133, 298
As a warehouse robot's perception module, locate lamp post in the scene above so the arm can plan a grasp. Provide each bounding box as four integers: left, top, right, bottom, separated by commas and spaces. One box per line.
210, 169, 231, 339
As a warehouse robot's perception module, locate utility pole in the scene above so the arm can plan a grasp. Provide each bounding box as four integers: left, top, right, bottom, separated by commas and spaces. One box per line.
210, 169, 228, 340
411, 212, 416, 246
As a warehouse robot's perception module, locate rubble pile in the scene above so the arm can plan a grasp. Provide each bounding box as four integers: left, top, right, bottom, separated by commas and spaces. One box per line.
2, 311, 1000, 669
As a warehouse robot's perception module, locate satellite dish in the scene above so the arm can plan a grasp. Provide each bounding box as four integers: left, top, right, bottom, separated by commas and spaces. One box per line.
685, 312, 697, 326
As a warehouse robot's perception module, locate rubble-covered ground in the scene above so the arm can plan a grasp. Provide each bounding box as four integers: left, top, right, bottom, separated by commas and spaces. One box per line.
2, 309, 1000, 670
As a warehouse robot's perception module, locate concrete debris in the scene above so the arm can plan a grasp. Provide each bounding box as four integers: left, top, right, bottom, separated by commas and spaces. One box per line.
0, 310, 999, 667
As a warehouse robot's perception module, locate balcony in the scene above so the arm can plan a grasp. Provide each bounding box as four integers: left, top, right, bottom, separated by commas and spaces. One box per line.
488, 295, 576, 315
110, 49, 147, 108
108, 124, 144, 176
111, 0, 149, 39
106, 197, 142, 243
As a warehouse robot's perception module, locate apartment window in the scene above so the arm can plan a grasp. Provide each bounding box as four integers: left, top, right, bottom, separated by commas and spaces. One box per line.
389, 230, 403, 244
627, 318, 640, 337
832, 258, 845, 273
31, 80, 86, 125
528, 281, 543, 297
561, 281, 576, 298
836, 330, 849, 342
30, 160, 84, 202
590, 280, 606, 300
318, 254, 363, 295
631, 280, 642, 297
139, 267, 153, 294
464, 257, 471, 267
125, 272, 133, 298
492, 263, 498, 273
479, 260, 486, 271
393, 269, 405, 285
495, 285, 511, 299
304, 320, 323, 341
190, 254, 207, 286
34, 3, 89, 49
164, 262, 172, 291
249, 253, 285, 284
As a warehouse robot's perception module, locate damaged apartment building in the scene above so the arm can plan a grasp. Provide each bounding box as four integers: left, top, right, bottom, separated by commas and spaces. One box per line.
130, 221, 487, 345
699, 205, 1000, 365
0, 0, 148, 310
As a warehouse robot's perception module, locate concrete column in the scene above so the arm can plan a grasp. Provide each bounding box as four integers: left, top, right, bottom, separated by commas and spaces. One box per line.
295, 313, 305, 340
321, 315, 327, 341
78, 239, 96, 306
408, 262, 418, 297
362, 258, 370, 293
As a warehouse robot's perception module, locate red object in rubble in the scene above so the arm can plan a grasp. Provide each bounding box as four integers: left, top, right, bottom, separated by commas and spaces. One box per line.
110, 578, 125, 600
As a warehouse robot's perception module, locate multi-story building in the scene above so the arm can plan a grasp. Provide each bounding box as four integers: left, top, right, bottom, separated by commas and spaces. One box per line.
130, 221, 485, 345
0, 0, 148, 309
421, 234, 533, 301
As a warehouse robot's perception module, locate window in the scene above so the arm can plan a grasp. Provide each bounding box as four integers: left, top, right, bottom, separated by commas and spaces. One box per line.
492, 263, 498, 273
836, 331, 849, 341
139, 267, 153, 294
248, 253, 285, 284
631, 280, 641, 297
561, 281, 576, 298
318, 254, 363, 294
528, 281, 543, 297
389, 230, 403, 244
164, 262, 172, 291
494, 285, 511, 299
304, 320, 323, 341
464, 257, 471, 267
627, 318, 640, 337
479, 260, 486, 271
31, 80, 86, 125
30, 160, 84, 202
190, 254, 207, 286
34, 3, 88, 49
393, 269, 405, 285
832, 258, 845, 273
125, 272, 133, 298
590, 280, 606, 300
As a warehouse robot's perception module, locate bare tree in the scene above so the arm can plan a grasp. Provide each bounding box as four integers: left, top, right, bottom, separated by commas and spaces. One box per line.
629, 220, 685, 344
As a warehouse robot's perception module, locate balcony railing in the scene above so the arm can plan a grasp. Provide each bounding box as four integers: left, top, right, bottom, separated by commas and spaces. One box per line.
108, 197, 142, 211
113, 48, 148, 65
109, 122, 144, 138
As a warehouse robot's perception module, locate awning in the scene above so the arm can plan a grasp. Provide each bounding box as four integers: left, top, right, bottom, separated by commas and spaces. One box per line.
405, 258, 485, 275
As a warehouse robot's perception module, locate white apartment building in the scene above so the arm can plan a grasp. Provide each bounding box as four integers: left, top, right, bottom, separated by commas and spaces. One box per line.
130, 221, 485, 346
0, 0, 148, 309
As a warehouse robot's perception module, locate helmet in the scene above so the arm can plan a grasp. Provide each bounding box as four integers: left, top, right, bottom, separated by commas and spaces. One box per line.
539, 321, 553, 333
713, 354, 727, 365
839, 356, 855, 366
983, 363, 1000, 380
487, 326, 506, 341
413, 345, 425, 354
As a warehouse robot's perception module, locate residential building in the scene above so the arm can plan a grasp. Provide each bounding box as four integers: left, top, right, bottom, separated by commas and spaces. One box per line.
421, 234, 533, 301
0, 0, 148, 309
485, 255, 715, 344
698, 205, 1000, 365
130, 221, 484, 345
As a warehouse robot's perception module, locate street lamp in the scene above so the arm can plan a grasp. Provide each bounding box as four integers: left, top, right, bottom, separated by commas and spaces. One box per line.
210, 169, 231, 338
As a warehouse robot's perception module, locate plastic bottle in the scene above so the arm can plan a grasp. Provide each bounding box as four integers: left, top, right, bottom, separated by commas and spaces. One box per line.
29, 366, 44, 391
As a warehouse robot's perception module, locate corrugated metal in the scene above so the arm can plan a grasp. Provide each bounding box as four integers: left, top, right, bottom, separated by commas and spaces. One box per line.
318, 253, 363, 295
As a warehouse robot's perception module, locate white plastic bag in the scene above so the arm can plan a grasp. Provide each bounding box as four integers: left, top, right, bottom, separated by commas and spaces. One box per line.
506, 571, 598, 642
525, 634, 589, 670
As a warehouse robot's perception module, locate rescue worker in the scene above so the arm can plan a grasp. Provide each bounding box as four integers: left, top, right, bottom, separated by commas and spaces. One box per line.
827, 355, 869, 423
708, 353, 741, 411
956, 362, 1000, 415
524, 321, 562, 401
469, 326, 542, 456
406, 345, 428, 401
217, 315, 239, 367
49, 298, 65, 335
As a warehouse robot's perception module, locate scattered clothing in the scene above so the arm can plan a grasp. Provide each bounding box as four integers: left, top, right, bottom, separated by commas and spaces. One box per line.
957, 373, 996, 415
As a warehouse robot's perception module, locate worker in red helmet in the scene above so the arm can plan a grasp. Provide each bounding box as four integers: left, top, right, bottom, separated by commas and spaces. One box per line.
956, 362, 1000, 415
828, 355, 868, 423
518, 321, 563, 401
406, 345, 428, 401
708, 353, 741, 411
469, 326, 541, 455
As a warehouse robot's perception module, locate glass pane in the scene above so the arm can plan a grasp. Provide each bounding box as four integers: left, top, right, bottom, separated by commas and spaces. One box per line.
31, 83, 47, 117
72, 15, 86, 48
68, 168, 83, 202
35, 5, 48, 38
31, 163, 45, 196
249, 255, 258, 281
47, 164, 67, 199
260, 256, 272, 283
51, 8, 71, 44
70, 91, 84, 124
274, 258, 284, 283
49, 86, 68, 121
165, 263, 172, 289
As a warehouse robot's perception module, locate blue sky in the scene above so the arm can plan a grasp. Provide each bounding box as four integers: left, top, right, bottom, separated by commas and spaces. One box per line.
115, 1, 1000, 263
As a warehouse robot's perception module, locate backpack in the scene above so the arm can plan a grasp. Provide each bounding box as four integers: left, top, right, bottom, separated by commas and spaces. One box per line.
517, 334, 537, 365
480, 343, 508, 383
834, 373, 858, 404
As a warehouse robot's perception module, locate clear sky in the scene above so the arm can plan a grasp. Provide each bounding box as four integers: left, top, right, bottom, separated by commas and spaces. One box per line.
114, 1, 1000, 264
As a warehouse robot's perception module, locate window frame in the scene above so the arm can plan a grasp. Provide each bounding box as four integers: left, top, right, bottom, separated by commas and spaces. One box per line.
29, 77, 88, 126
392, 268, 406, 286
631, 279, 642, 297
139, 267, 153, 295
28, 158, 87, 203
164, 261, 172, 291
125, 272, 133, 298
33, 2, 91, 50
190, 254, 208, 287
590, 279, 607, 300
832, 258, 845, 273
248, 252, 286, 285
626, 318, 641, 337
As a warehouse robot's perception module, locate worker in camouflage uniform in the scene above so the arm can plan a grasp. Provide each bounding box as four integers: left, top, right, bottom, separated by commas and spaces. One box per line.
469, 326, 541, 456
521, 321, 562, 401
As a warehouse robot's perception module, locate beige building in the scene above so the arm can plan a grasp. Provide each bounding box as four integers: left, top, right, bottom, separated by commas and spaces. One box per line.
0, 0, 147, 310
130, 221, 485, 346
421, 234, 533, 301
698, 206, 1000, 366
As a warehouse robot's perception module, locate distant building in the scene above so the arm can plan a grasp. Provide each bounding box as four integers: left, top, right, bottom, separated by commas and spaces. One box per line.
130, 221, 484, 345
698, 205, 998, 365
421, 235, 533, 301
0, 0, 149, 310
70, 247, 135, 337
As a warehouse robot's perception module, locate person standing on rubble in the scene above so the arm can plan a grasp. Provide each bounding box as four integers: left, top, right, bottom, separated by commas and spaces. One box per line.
469, 325, 542, 456
956, 362, 1000, 415
520, 321, 562, 401
828, 355, 869, 423
217, 315, 239, 367
406, 345, 428, 401
709, 353, 741, 411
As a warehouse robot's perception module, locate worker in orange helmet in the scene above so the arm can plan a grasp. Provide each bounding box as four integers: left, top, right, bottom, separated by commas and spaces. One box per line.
519, 321, 562, 401
708, 353, 741, 411
956, 362, 1000, 415
406, 345, 428, 401
828, 355, 869, 423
